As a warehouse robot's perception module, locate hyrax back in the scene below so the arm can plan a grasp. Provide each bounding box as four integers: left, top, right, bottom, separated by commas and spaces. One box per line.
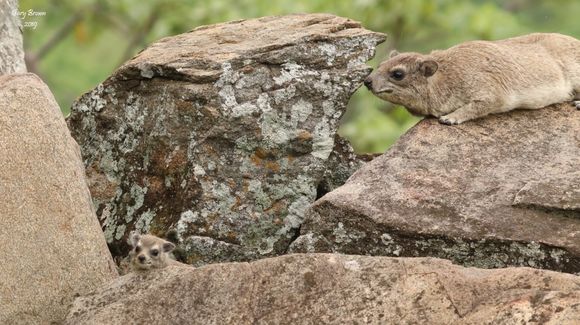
365, 33, 580, 124
129, 233, 186, 271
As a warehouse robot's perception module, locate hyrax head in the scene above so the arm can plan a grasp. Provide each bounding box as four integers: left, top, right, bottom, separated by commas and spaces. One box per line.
364, 50, 438, 116
130, 233, 176, 271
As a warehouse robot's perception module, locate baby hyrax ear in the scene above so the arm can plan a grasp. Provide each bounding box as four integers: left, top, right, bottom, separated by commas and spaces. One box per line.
420, 59, 438, 77
130, 233, 141, 247
389, 50, 400, 58
162, 241, 176, 253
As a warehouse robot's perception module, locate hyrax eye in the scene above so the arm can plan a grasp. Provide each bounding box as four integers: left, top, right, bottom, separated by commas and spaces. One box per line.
135, 246, 142, 253
390, 70, 405, 81
150, 249, 159, 257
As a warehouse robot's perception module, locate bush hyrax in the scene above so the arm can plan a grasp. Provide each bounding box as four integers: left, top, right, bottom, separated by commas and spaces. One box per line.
129, 233, 187, 271
365, 33, 580, 124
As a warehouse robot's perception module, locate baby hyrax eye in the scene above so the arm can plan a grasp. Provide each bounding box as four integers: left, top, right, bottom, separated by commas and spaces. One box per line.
390, 69, 405, 81
135, 246, 142, 253
150, 249, 159, 257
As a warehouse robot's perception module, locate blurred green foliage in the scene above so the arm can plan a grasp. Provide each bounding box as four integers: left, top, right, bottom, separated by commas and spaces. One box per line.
20, 0, 580, 153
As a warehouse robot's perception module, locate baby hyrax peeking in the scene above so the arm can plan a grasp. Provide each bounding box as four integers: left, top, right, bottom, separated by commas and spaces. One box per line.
365, 33, 580, 125
129, 233, 186, 271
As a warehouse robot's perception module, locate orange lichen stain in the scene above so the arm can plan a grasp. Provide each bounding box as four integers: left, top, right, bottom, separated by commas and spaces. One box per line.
165, 148, 188, 173
227, 179, 237, 189
265, 199, 287, 215
250, 148, 280, 172
226, 231, 238, 242
264, 161, 280, 172
231, 196, 243, 211
148, 176, 164, 194
254, 147, 276, 159
295, 130, 313, 141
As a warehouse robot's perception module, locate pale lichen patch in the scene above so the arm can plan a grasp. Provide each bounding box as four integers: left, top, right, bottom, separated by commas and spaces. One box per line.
125, 184, 148, 222
311, 119, 334, 159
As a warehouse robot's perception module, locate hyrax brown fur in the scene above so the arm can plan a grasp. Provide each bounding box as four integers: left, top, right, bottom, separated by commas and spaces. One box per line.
129, 233, 187, 271
365, 33, 580, 125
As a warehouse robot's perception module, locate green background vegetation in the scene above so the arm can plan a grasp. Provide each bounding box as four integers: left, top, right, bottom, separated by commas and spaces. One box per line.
20, 0, 580, 153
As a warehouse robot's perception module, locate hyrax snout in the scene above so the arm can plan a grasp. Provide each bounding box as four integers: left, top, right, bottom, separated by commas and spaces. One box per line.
129, 233, 178, 271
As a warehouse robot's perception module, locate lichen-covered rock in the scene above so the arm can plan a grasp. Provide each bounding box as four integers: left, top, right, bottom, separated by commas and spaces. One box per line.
291, 103, 580, 273
65, 253, 580, 324
0, 0, 26, 74
67, 14, 385, 265
0, 74, 117, 324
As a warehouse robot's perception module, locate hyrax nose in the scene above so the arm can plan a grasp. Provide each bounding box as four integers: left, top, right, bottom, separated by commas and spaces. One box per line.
363, 77, 373, 90
138, 255, 146, 263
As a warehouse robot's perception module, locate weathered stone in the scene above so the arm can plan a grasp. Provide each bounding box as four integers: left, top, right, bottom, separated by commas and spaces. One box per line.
65, 253, 580, 324
513, 172, 580, 211
0, 0, 26, 74
0, 74, 117, 324
67, 14, 385, 265
291, 104, 580, 273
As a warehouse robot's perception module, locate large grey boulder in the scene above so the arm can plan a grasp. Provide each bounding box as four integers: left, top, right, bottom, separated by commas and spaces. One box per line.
0, 74, 118, 324
67, 14, 385, 265
0, 0, 26, 74
291, 103, 580, 273
65, 253, 580, 324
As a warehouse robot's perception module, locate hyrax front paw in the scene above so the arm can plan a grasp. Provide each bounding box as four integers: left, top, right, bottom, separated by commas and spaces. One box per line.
438, 115, 461, 125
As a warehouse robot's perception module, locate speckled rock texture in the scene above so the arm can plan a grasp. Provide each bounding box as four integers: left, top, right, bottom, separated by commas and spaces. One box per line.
67, 14, 385, 266
65, 253, 580, 324
291, 103, 580, 273
0, 0, 26, 74
0, 74, 118, 324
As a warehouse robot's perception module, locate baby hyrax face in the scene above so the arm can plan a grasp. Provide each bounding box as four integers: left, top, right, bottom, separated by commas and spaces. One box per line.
130, 233, 176, 271
364, 50, 438, 116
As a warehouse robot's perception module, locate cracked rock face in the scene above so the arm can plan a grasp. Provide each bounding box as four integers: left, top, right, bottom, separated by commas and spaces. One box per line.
291, 104, 580, 273
67, 14, 385, 265
65, 254, 580, 324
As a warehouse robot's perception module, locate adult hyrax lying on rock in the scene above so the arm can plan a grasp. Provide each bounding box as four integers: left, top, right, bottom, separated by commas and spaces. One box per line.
129, 233, 188, 271
365, 33, 580, 124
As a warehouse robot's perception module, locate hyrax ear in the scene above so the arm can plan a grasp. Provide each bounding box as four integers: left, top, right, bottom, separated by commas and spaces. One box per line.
162, 241, 176, 253
130, 233, 141, 247
389, 50, 400, 58
420, 60, 438, 77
